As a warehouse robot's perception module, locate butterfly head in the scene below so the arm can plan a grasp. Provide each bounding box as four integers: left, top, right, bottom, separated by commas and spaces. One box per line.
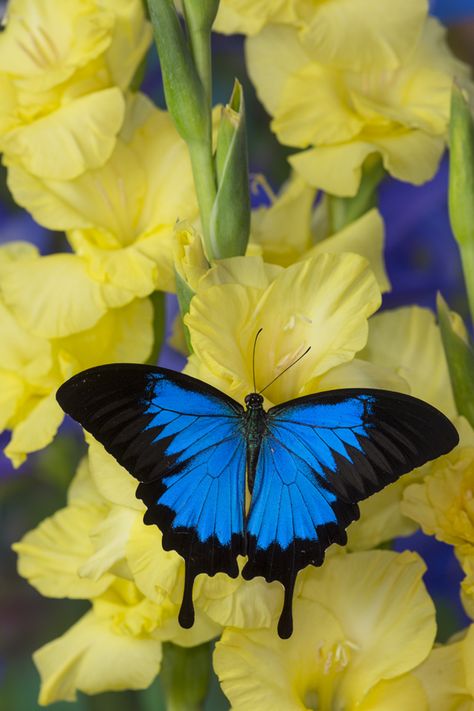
245, 392, 264, 410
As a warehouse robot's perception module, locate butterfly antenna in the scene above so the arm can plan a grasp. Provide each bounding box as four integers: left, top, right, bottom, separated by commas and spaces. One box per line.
259, 346, 311, 395
252, 328, 263, 392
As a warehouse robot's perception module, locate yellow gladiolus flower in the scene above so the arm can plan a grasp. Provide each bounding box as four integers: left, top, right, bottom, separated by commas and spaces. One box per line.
247, 15, 470, 195
185, 252, 386, 406
214, 550, 435, 710
250, 173, 390, 291
8, 93, 198, 300
0, 244, 153, 466
14, 455, 220, 704
415, 625, 474, 710
0, 0, 151, 180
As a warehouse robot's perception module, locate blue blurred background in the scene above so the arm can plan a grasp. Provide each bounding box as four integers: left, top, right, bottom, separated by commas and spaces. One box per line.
1, 2, 474, 708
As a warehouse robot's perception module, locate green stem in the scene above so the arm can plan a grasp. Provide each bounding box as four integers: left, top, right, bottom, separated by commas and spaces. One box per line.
185, 22, 213, 108
160, 642, 211, 711
188, 139, 218, 259
147, 291, 166, 365
460, 241, 474, 327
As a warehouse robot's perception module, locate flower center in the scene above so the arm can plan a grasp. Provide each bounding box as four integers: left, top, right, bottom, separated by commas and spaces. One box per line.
303, 639, 357, 711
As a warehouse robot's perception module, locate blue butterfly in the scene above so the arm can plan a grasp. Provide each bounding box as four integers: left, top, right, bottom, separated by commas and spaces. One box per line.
56, 350, 458, 638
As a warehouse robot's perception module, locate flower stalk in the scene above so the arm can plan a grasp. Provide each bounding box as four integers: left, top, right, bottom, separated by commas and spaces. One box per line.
449, 84, 474, 324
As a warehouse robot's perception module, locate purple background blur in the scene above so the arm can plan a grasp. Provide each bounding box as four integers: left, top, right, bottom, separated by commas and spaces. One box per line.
1, 4, 474, 709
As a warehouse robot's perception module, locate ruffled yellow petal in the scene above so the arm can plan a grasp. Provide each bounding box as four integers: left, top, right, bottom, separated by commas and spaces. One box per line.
3, 88, 125, 179
58, 297, 153, 370
5, 391, 64, 467
215, 0, 295, 36
126, 515, 182, 603
347, 475, 420, 550
13, 458, 115, 598
415, 626, 474, 710
308, 208, 390, 293
290, 142, 375, 196
78, 507, 138, 582
298, 0, 427, 71
34, 609, 162, 704
245, 25, 308, 115
274, 63, 363, 148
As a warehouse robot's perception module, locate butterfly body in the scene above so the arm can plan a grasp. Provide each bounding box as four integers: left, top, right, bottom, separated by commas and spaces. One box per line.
243, 392, 266, 493
56, 363, 459, 639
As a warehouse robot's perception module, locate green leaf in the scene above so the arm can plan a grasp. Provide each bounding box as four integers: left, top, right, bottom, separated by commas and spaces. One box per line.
147, 291, 166, 365
210, 80, 251, 259
437, 293, 474, 428
449, 84, 474, 323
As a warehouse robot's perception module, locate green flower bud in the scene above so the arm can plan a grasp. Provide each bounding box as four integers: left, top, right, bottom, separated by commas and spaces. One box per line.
210, 80, 251, 259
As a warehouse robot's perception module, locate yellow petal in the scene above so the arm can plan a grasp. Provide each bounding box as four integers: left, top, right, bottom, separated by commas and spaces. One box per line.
250, 174, 315, 267
415, 628, 474, 711
34, 610, 162, 704
0, 0, 114, 88
359, 673, 428, 711
347, 475, 420, 551
87, 437, 144, 511
362, 306, 456, 417
1, 253, 107, 338
298, 0, 427, 71
126, 515, 183, 603
308, 208, 390, 293
300, 551, 436, 704
290, 142, 376, 196
246, 25, 308, 115
215, 0, 295, 36
59, 297, 153, 370
3, 88, 125, 179
13, 502, 113, 599
274, 63, 363, 148
78, 507, 138, 582
5, 392, 64, 467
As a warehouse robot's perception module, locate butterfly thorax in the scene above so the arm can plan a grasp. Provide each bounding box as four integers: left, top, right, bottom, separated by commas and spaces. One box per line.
244, 392, 267, 494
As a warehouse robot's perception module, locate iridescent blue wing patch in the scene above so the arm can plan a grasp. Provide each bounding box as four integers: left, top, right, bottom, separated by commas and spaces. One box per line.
242, 388, 458, 638
56, 364, 246, 628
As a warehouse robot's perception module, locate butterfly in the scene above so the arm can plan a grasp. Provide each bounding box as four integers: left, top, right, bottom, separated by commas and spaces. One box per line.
56, 353, 458, 638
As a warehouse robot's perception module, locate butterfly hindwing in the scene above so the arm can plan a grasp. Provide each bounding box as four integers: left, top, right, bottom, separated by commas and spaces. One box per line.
242, 388, 458, 638
56, 364, 247, 627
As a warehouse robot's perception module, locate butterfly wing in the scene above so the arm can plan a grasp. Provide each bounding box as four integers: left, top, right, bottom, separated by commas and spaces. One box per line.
56, 364, 247, 627
242, 388, 459, 638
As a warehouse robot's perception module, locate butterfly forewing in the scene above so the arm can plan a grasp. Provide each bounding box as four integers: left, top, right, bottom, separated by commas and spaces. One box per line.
242, 388, 459, 638
56, 364, 247, 627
